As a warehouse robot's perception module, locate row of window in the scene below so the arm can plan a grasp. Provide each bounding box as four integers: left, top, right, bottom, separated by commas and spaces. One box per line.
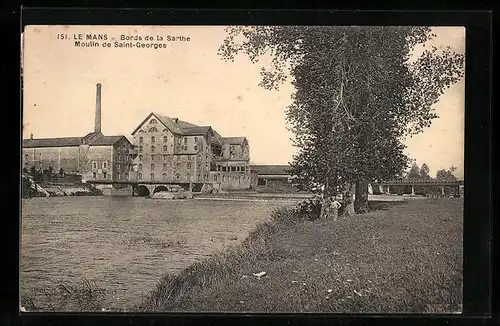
137, 173, 209, 181
91, 172, 126, 180
213, 175, 250, 183
137, 162, 208, 171
91, 161, 109, 170
92, 172, 108, 179
137, 144, 206, 153
137, 153, 208, 162
138, 135, 203, 145
215, 165, 248, 172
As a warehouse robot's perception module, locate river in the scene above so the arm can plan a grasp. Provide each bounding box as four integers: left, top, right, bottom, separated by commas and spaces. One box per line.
20, 196, 297, 311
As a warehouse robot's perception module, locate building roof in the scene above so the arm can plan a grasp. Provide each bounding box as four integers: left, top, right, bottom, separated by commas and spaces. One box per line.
91, 135, 128, 146
23, 135, 129, 148
132, 113, 229, 145
22, 137, 83, 148
222, 137, 247, 145
250, 165, 291, 175
180, 126, 212, 136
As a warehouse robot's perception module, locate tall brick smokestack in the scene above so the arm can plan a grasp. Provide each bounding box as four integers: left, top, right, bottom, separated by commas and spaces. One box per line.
95, 83, 102, 133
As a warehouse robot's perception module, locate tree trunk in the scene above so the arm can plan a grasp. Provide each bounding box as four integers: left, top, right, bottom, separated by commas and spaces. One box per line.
354, 180, 370, 214
320, 195, 338, 221
340, 183, 355, 217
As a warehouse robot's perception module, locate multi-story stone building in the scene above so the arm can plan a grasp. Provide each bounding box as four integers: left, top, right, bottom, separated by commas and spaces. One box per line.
130, 112, 251, 191
22, 83, 133, 187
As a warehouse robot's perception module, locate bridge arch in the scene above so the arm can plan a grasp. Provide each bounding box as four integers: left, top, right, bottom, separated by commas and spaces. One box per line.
134, 185, 150, 197
153, 185, 168, 194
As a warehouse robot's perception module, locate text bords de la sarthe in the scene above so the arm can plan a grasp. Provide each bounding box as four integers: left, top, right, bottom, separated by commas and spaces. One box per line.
56, 33, 191, 49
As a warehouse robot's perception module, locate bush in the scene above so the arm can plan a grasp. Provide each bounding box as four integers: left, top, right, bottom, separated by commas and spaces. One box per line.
296, 196, 322, 220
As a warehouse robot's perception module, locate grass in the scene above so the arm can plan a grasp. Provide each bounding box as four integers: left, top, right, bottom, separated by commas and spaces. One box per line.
135, 199, 463, 313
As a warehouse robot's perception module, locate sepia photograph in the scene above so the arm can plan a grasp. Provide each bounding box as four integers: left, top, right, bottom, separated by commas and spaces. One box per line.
20, 24, 465, 314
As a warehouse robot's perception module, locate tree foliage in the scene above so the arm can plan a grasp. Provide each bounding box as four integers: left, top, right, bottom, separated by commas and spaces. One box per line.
407, 162, 421, 180
219, 26, 464, 214
436, 166, 458, 181
420, 163, 431, 179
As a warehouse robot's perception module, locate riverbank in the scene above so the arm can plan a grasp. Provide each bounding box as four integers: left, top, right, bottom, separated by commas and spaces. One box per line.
136, 198, 463, 313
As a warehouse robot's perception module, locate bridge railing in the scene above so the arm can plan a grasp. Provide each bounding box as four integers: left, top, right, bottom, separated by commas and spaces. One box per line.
373, 179, 463, 186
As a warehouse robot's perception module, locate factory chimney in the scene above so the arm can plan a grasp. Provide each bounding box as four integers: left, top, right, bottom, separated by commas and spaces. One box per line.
95, 83, 102, 133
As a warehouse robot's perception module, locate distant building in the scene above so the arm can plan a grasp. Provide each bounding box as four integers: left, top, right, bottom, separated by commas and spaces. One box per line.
250, 165, 292, 187
130, 113, 251, 191
21, 83, 133, 185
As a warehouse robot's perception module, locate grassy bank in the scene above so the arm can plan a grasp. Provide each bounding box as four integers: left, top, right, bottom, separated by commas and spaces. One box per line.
136, 199, 463, 313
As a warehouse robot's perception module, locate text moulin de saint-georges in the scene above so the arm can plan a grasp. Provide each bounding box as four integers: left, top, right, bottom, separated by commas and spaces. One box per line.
56, 33, 191, 49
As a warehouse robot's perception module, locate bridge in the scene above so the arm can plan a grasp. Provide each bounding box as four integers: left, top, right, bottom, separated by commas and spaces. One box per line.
85, 179, 208, 196
372, 179, 464, 196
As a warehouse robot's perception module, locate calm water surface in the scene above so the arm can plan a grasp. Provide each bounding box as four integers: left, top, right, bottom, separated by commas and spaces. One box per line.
21, 196, 296, 310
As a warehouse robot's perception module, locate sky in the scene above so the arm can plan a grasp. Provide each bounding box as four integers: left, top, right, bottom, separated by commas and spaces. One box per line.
22, 25, 465, 178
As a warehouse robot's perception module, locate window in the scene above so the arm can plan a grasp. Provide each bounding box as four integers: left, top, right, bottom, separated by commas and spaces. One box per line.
138, 164, 143, 171
150, 173, 155, 181
138, 173, 142, 180
194, 136, 198, 142
117, 173, 121, 179
24, 154, 28, 161
139, 155, 143, 161
103, 161, 108, 169
151, 163, 155, 170
162, 173, 167, 179
139, 146, 143, 153
188, 155, 192, 161
186, 174, 191, 181
139, 136, 143, 144
151, 155, 155, 161
163, 136, 168, 143
117, 165, 121, 172
93, 172, 96, 179
103, 172, 107, 179
149, 127, 158, 132
175, 173, 180, 180
151, 136, 155, 144
187, 163, 191, 169
163, 154, 167, 160
176, 163, 180, 169
213, 175, 218, 182
163, 145, 167, 152
150, 119, 157, 124
151, 145, 155, 153
194, 144, 198, 151
184, 138, 187, 145
163, 163, 167, 170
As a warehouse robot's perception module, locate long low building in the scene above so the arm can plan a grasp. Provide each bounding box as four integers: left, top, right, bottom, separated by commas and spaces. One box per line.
249, 164, 292, 187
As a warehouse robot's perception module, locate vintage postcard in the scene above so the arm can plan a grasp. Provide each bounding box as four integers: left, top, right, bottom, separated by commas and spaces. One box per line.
20, 24, 465, 313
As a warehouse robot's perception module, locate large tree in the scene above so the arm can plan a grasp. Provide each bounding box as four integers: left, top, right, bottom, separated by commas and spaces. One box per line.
219, 26, 464, 216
